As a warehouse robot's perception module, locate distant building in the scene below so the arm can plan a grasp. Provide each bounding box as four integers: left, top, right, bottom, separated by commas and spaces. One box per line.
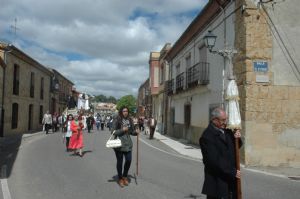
137, 78, 151, 118
152, 44, 171, 134
93, 102, 116, 116
48, 69, 74, 115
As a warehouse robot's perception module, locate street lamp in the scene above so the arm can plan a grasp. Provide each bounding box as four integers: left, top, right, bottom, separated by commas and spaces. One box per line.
203, 30, 217, 52
204, 30, 237, 80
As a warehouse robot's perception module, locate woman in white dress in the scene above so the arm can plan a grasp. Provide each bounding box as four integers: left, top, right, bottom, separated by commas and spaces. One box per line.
64, 114, 73, 152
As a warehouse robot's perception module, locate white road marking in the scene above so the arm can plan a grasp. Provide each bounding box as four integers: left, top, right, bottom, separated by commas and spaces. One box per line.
1, 165, 12, 199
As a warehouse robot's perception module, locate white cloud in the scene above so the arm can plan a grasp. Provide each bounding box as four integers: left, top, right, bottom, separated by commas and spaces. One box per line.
0, 0, 208, 98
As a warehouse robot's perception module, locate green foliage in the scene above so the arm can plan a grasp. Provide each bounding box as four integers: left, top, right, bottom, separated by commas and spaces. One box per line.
116, 95, 137, 115
91, 94, 117, 104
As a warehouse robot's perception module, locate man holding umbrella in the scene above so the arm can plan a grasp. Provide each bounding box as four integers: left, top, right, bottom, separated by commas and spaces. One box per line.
199, 107, 242, 199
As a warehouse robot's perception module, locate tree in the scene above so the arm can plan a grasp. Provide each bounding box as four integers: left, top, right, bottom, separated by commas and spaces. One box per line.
107, 96, 117, 104
91, 94, 118, 103
116, 95, 137, 115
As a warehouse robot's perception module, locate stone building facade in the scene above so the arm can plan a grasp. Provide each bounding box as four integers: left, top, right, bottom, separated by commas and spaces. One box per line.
137, 78, 151, 118
153, 44, 171, 134
235, 0, 300, 167
0, 42, 52, 136
164, 0, 300, 168
49, 69, 74, 115
149, 52, 160, 120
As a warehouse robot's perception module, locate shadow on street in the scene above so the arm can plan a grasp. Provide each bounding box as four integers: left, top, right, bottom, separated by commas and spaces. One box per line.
0, 134, 22, 178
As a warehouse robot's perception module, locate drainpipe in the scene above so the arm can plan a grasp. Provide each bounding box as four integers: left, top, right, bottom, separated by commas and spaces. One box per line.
0, 58, 5, 137
216, 0, 227, 107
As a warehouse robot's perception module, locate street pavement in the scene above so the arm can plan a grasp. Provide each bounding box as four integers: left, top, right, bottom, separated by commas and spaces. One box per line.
0, 128, 299, 199
152, 132, 300, 179
1, 130, 299, 178
1, 129, 204, 199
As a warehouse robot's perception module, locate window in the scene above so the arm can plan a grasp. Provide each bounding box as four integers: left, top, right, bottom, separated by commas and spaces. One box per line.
159, 65, 164, 85
28, 104, 33, 130
186, 55, 191, 68
11, 103, 18, 129
184, 104, 191, 127
199, 45, 207, 62
40, 77, 44, 100
39, 105, 43, 124
176, 63, 180, 75
13, 64, 20, 95
154, 67, 159, 87
30, 72, 35, 98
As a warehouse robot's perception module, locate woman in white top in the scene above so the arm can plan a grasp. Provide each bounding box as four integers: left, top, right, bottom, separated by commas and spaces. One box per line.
64, 114, 73, 152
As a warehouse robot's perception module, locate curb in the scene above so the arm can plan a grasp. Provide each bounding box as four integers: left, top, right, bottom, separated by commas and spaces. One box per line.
153, 133, 300, 180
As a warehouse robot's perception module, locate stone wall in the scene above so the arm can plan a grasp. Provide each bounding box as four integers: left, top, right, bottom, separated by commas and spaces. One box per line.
3, 52, 51, 136
235, 0, 300, 167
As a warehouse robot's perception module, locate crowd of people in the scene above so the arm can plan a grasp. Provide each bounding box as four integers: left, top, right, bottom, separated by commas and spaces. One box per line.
42, 108, 156, 187
41, 110, 156, 160
42, 106, 241, 198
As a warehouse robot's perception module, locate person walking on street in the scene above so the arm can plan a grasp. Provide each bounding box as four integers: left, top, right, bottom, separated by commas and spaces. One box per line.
52, 112, 58, 132
149, 116, 156, 139
58, 114, 64, 132
199, 107, 242, 199
111, 106, 139, 187
42, 111, 52, 134
69, 115, 84, 157
144, 117, 149, 135
95, 115, 101, 130
100, 116, 105, 130
64, 114, 73, 152
86, 114, 93, 133
138, 117, 144, 132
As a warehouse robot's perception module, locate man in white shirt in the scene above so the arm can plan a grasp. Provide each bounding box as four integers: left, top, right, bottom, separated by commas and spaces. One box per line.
42, 111, 52, 134
148, 116, 156, 139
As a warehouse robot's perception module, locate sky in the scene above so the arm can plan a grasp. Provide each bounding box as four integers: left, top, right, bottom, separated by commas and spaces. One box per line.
0, 0, 208, 99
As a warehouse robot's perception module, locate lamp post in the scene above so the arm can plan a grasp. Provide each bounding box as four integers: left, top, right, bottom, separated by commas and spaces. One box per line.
204, 30, 237, 80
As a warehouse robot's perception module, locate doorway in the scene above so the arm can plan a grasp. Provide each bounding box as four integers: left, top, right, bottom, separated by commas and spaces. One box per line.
28, 104, 33, 130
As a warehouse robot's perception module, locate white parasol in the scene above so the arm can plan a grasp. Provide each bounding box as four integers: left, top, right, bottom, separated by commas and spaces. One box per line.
225, 79, 242, 199
225, 79, 241, 130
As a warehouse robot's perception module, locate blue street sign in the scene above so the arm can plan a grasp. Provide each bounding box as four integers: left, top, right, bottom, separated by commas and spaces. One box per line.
253, 61, 268, 72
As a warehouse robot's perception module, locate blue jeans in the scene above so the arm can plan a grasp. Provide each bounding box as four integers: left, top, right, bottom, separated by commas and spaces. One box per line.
114, 150, 132, 179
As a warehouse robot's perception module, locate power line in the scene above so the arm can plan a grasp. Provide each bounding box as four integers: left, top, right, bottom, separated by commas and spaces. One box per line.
262, 4, 300, 81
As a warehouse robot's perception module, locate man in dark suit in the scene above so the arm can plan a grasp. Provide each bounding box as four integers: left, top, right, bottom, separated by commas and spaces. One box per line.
199, 107, 242, 199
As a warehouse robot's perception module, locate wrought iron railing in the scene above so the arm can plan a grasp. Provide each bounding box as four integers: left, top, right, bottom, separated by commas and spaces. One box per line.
176, 72, 184, 92
186, 62, 209, 88
166, 79, 174, 95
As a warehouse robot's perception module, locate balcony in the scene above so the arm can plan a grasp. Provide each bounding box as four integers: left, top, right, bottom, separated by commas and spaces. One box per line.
187, 62, 209, 88
176, 72, 184, 92
166, 79, 174, 95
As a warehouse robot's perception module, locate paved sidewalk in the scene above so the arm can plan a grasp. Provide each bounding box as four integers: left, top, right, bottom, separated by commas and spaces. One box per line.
153, 132, 202, 160
153, 132, 300, 180
0, 132, 44, 152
